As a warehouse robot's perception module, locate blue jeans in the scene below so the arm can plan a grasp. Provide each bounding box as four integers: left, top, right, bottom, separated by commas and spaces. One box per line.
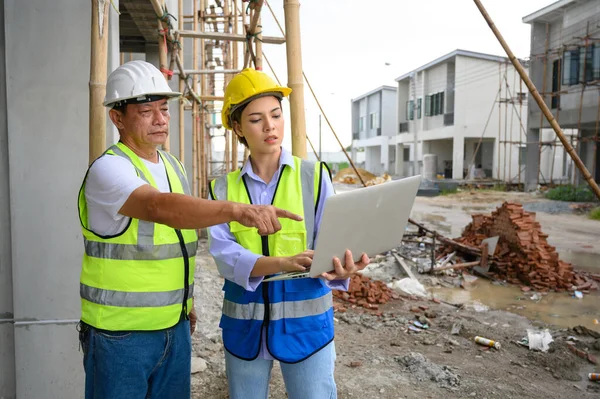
224, 341, 337, 399
80, 319, 191, 399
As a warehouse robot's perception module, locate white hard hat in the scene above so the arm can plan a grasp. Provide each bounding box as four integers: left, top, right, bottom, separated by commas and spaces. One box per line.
103, 60, 181, 107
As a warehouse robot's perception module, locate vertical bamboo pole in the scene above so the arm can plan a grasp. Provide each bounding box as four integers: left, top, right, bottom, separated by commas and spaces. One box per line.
255, 16, 263, 70
497, 62, 501, 179
199, 0, 206, 198
223, 0, 231, 173
192, 0, 199, 197
537, 23, 549, 186
508, 68, 516, 184
550, 45, 564, 184
574, 23, 590, 186
503, 62, 508, 181
157, 0, 171, 151
120, 52, 125, 65
231, 0, 239, 170
593, 92, 600, 181
178, 0, 185, 163
284, 0, 307, 159
90, 0, 110, 164
518, 78, 523, 185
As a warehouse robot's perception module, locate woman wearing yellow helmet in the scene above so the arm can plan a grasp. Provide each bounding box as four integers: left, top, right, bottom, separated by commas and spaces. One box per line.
208, 68, 369, 399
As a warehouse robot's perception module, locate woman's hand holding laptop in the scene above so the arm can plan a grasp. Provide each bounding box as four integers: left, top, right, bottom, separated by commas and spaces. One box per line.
320, 250, 370, 281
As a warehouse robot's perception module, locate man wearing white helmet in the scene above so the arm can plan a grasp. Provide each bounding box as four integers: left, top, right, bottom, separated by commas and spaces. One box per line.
77, 60, 302, 399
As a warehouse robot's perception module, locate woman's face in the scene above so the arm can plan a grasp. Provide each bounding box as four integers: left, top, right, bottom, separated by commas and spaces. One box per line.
234, 96, 284, 155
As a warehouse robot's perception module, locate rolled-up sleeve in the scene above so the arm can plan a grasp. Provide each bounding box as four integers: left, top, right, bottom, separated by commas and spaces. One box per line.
314, 164, 350, 292
207, 198, 264, 292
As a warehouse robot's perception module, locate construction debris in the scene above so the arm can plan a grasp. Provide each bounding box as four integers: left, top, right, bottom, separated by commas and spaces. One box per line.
333, 273, 398, 311
333, 167, 376, 184
445, 202, 598, 292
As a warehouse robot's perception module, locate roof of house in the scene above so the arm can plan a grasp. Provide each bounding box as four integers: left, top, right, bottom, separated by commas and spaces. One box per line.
522, 0, 580, 24
395, 49, 513, 82
350, 85, 397, 103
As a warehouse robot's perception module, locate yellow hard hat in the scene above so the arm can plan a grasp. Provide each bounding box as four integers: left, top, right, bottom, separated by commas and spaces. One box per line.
221, 68, 292, 130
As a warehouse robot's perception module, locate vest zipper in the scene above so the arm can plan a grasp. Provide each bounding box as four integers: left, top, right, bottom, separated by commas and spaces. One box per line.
175, 229, 190, 320
261, 236, 270, 328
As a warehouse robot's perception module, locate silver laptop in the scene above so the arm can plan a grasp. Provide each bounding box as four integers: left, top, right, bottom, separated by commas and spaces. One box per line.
263, 175, 422, 282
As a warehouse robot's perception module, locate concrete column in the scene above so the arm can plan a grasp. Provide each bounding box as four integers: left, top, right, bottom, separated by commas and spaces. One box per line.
395, 143, 404, 176
525, 128, 540, 191
4, 1, 95, 396
452, 135, 465, 179
381, 140, 389, 173
0, 1, 16, 397
351, 146, 357, 164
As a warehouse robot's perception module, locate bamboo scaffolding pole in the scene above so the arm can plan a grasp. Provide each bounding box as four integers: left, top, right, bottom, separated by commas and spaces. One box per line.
223, 0, 232, 173
192, 0, 199, 197
284, 0, 307, 159
120, 52, 125, 65
255, 17, 263, 70
503, 62, 509, 181
181, 69, 241, 74
178, 0, 185, 163
473, 0, 600, 200
519, 78, 523, 184
549, 26, 564, 184
508, 67, 516, 183
497, 63, 501, 179
199, 0, 207, 198
573, 23, 591, 186
594, 92, 600, 181
89, 0, 110, 164
537, 23, 549, 186
231, 0, 239, 171
177, 30, 284, 44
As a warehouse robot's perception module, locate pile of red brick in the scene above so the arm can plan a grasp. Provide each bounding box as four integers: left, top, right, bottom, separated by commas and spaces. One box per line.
332, 274, 399, 311
454, 202, 597, 292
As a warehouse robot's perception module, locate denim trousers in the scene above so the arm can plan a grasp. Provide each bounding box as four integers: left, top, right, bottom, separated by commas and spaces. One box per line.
224, 341, 337, 399
80, 319, 191, 399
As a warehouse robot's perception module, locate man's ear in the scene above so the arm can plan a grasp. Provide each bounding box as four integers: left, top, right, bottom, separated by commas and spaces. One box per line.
109, 108, 125, 130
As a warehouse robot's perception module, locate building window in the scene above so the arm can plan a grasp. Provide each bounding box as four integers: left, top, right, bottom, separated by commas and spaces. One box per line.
563, 49, 579, 85
417, 98, 422, 119
425, 95, 431, 116
370, 112, 379, 129
592, 43, 600, 81
579, 44, 594, 83
403, 147, 410, 161
406, 101, 414, 121
426, 92, 445, 116
359, 116, 365, 132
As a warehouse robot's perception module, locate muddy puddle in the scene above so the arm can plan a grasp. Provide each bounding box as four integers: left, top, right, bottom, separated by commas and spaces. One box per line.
431, 280, 600, 331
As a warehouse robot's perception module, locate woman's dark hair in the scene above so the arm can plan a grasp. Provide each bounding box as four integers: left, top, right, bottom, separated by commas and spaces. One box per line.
230, 96, 283, 148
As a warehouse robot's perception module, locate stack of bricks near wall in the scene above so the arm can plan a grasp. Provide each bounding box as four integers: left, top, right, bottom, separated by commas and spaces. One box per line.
455, 202, 598, 292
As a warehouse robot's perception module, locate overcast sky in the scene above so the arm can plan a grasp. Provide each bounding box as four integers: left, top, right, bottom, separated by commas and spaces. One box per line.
243, 0, 553, 154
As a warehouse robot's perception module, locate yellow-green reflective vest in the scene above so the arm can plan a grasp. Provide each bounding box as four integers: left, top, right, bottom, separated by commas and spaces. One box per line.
78, 142, 198, 331
210, 156, 335, 363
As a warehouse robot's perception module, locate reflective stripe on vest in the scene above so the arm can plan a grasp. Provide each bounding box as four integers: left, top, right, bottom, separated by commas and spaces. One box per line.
222, 294, 333, 321
79, 142, 197, 331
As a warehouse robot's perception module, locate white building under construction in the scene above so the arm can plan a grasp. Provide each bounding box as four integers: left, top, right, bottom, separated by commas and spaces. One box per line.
353, 49, 531, 183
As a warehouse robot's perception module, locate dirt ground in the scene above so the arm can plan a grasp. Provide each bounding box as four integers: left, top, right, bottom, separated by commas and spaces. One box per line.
190, 190, 600, 398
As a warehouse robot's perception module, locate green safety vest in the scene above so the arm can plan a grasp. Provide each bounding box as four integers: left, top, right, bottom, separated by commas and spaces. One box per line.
78, 142, 198, 331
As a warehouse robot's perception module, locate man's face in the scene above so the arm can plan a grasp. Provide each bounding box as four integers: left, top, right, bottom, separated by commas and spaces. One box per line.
112, 99, 170, 147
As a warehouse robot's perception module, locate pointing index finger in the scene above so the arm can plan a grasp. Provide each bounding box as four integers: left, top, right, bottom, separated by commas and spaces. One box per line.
275, 207, 303, 221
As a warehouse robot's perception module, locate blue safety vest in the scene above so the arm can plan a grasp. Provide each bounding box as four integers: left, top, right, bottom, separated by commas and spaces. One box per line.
210, 157, 334, 363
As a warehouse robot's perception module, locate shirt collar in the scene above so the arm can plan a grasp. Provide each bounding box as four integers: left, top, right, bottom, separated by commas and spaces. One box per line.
237, 147, 295, 182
